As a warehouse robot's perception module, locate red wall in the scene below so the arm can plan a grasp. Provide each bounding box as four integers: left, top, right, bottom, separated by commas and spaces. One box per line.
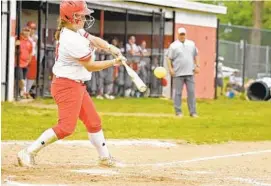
174, 24, 216, 99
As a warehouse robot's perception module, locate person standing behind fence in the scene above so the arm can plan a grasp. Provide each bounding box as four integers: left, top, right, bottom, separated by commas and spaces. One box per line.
114, 41, 125, 96
15, 27, 33, 99
125, 36, 140, 97
96, 50, 106, 99
166, 27, 200, 118
150, 56, 160, 96
25, 21, 38, 99
87, 49, 100, 96
103, 38, 119, 99
138, 40, 151, 97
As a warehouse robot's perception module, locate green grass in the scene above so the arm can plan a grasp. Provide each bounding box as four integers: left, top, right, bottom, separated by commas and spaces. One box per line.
2, 98, 271, 143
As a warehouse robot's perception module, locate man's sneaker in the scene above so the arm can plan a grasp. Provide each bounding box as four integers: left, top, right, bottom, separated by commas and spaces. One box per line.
176, 113, 183, 118
104, 94, 115, 100
98, 156, 116, 167
17, 149, 35, 167
190, 114, 199, 118
96, 95, 104, 100
104, 94, 111, 99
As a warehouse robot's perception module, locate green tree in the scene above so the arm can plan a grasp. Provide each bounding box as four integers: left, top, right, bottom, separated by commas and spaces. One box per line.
250, 1, 264, 45
218, 1, 253, 27
197, 1, 271, 29
263, 1, 271, 29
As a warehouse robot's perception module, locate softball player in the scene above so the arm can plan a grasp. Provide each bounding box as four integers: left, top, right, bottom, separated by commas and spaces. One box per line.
15, 27, 32, 98
18, 0, 124, 167
26, 21, 38, 98
114, 41, 125, 96
137, 41, 150, 97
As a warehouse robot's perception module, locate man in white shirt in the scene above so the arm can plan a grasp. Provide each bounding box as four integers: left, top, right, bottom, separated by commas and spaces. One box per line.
166, 28, 200, 117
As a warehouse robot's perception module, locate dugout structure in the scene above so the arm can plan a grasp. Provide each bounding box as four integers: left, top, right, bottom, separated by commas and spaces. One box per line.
1, 0, 226, 101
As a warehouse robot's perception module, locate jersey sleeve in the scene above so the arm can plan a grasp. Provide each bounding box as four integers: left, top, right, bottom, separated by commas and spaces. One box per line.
166, 44, 174, 60
65, 36, 92, 62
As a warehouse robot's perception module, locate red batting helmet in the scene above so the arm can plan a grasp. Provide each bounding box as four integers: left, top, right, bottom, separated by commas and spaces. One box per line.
60, 0, 95, 28
27, 21, 36, 29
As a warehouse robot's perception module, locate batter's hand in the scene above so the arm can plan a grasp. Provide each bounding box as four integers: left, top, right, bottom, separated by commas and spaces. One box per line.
108, 44, 121, 57
113, 56, 126, 66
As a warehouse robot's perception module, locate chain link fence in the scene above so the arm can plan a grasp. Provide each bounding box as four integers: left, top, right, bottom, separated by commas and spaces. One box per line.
219, 24, 271, 46
219, 40, 271, 80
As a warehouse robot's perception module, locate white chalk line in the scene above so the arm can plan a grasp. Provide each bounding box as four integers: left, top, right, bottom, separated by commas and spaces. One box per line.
116, 149, 271, 167
173, 170, 271, 185
229, 177, 271, 186
71, 169, 271, 186
1, 140, 176, 148
56, 149, 271, 169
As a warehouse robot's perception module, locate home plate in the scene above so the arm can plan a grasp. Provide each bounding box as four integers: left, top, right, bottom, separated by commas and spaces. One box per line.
72, 169, 119, 176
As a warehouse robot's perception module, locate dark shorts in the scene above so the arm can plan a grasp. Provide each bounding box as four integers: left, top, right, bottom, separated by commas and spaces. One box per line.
216, 78, 223, 87
226, 83, 243, 92
15, 67, 28, 80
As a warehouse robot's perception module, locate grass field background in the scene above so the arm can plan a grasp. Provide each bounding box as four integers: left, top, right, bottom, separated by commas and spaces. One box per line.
2, 97, 271, 143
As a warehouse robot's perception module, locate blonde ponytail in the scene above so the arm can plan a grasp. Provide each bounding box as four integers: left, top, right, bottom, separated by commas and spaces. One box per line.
55, 18, 67, 41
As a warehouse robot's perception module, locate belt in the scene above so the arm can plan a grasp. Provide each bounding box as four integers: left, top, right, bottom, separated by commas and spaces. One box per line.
55, 76, 85, 84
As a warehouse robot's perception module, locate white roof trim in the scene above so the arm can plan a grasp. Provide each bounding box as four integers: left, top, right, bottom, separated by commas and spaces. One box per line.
48, 0, 226, 16
127, 0, 227, 14
86, 1, 161, 14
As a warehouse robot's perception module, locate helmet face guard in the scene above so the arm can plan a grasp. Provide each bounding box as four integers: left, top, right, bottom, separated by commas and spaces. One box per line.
73, 9, 95, 29
84, 14, 95, 29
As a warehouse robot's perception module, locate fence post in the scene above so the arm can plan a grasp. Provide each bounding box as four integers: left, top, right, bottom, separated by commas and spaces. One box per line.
266, 46, 270, 75
36, 2, 43, 98
15, 1, 22, 101
235, 43, 239, 67
3, 0, 11, 101
214, 18, 220, 99
241, 40, 246, 92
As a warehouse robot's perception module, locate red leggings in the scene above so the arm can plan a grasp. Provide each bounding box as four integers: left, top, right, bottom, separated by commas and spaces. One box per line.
26, 56, 37, 80
51, 77, 101, 139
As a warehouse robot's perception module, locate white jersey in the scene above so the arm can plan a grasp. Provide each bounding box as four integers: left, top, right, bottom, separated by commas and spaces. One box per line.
53, 28, 93, 81
126, 43, 139, 53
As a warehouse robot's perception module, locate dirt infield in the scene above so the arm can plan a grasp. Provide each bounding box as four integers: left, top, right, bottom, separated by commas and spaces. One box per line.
2, 140, 271, 186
